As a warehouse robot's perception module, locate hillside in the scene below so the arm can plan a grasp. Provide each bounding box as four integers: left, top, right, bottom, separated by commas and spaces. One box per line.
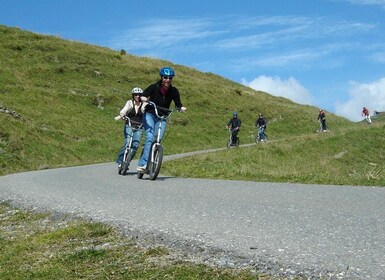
370, 111, 385, 123
0, 25, 359, 176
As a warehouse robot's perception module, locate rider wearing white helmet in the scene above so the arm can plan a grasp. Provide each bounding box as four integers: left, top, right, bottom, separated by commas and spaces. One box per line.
115, 87, 145, 174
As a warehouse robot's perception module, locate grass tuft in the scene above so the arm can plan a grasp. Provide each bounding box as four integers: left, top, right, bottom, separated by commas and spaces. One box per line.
0, 203, 264, 280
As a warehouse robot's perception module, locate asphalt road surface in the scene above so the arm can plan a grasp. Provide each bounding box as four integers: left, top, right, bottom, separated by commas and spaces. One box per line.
1, 155, 384, 279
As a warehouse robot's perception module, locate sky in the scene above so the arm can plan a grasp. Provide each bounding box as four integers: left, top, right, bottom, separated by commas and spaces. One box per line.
1, 0, 385, 121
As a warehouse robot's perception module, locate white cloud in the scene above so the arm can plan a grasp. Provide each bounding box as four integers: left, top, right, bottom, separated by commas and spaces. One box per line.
335, 77, 385, 121
242, 75, 313, 105
108, 15, 375, 55
370, 51, 385, 63
250, 50, 322, 68
107, 18, 220, 51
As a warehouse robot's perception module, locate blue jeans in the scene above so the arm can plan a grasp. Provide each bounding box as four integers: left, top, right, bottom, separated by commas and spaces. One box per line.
116, 124, 143, 164
258, 127, 265, 140
138, 112, 167, 167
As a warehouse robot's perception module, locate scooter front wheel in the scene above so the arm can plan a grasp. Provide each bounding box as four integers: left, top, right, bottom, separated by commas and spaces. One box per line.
227, 139, 232, 148
149, 145, 163, 180
121, 148, 131, 175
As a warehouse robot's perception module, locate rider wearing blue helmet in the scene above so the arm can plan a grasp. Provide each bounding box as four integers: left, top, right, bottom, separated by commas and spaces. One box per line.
226, 112, 241, 146
159, 66, 175, 77
137, 67, 187, 171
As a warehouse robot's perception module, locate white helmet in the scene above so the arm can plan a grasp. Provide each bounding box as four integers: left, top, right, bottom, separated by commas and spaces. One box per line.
131, 87, 143, 96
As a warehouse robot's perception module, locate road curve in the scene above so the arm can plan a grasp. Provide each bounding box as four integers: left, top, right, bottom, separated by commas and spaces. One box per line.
1, 155, 384, 279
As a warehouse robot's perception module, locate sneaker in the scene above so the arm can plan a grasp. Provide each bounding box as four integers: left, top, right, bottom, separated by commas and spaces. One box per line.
118, 164, 122, 174
136, 165, 146, 172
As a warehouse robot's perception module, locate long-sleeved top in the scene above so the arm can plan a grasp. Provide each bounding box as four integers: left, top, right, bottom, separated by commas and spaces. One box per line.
142, 80, 183, 116
119, 99, 144, 128
227, 117, 241, 129
255, 117, 267, 128
318, 111, 325, 121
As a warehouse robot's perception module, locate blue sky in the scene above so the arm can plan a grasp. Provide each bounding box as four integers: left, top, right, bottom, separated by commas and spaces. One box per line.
1, 0, 385, 121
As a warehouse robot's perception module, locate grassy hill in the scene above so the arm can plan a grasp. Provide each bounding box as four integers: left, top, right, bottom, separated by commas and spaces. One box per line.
1, 24, 384, 280
1, 25, 384, 186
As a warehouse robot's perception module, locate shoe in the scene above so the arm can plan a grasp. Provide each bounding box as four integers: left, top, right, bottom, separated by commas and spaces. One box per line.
136, 165, 146, 172
118, 164, 122, 174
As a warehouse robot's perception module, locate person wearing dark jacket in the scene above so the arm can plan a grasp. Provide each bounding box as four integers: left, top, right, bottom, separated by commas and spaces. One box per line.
255, 114, 267, 141
318, 109, 327, 131
226, 112, 241, 146
137, 67, 186, 171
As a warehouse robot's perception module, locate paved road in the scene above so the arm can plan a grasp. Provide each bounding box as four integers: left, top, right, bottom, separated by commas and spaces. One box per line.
1, 156, 384, 279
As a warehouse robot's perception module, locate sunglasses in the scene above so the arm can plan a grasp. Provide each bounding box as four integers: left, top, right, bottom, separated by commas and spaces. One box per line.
162, 76, 173, 80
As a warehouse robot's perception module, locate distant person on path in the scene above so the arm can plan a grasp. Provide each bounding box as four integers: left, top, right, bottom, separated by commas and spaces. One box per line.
226, 112, 241, 146
318, 109, 327, 131
115, 87, 145, 173
136, 67, 186, 172
362, 107, 372, 125
255, 114, 267, 141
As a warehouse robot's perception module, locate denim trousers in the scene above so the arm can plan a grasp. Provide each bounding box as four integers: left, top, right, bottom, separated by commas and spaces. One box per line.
116, 124, 143, 164
258, 127, 265, 140
138, 112, 167, 167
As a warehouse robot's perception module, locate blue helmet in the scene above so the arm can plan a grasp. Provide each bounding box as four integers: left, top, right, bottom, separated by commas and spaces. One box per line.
159, 67, 175, 77
233, 112, 238, 117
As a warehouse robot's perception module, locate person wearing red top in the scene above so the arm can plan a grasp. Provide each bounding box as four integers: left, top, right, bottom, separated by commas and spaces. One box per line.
362, 107, 372, 125
318, 109, 327, 131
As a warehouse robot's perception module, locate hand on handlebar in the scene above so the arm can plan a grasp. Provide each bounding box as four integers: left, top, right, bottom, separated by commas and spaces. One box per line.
175, 106, 187, 112
115, 115, 130, 121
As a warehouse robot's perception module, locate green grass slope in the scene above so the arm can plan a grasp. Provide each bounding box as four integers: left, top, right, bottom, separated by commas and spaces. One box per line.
1, 25, 383, 186
163, 126, 385, 186
371, 111, 385, 123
